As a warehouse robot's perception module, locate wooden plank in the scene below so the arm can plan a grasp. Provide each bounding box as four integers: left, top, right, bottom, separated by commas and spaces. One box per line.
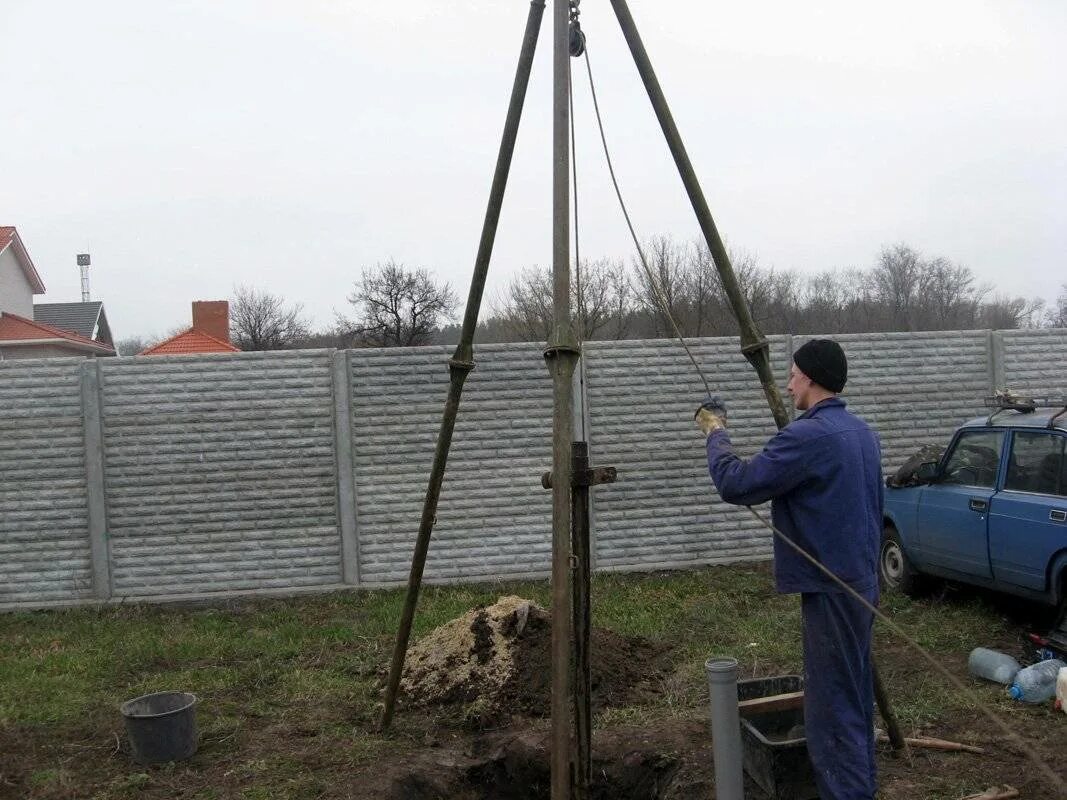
737, 690, 804, 716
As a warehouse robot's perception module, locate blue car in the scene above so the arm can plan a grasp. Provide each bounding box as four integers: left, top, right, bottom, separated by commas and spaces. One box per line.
881, 397, 1067, 630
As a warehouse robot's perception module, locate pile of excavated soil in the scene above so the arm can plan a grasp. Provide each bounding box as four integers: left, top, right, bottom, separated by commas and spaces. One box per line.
400, 596, 669, 725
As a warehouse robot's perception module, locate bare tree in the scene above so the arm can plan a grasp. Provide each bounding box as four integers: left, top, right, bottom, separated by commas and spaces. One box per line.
229, 285, 310, 351
496, 266, 554, 342
115, 336, 151, 356
494, 259, 634, 342
339, 261, 458, 347
576, 258, 634, 340
687, 240, 720, 336
633, 236, 690, 336
1046, 284, 1067, 328
870, 243, 924, 331
978, 295, 1045, 330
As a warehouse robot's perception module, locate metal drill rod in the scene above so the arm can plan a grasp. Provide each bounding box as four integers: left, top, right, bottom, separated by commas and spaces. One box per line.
607, 0, 789, 430
547, 0, 581, 795
378, 0, 546, 732
571, 442, 593, 799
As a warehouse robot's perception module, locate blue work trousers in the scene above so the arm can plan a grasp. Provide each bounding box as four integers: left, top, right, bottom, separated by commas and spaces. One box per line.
802, 588, 877, 800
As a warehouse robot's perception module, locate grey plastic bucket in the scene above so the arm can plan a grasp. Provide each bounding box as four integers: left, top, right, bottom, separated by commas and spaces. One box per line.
120, 691, 199, 764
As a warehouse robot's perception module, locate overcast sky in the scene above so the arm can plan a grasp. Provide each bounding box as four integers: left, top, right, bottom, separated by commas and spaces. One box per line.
2, 1, 1064, 339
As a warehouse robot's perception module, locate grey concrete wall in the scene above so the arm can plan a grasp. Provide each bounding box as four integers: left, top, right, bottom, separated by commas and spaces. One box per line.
349, 343, 554, 586
832, 331, 994, 470
0, 331, 1063, 609
1001, 329, 1067, 397
584, 336, 789, 572
99, 352, 341, 599
0, 358, 95, 604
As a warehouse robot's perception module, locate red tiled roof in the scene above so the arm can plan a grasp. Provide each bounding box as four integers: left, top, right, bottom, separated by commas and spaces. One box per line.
140, 328, 240, 355
0, 227, 14, 251
0, 312, 115, 354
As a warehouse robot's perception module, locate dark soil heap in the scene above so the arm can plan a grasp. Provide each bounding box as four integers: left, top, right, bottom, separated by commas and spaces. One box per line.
400, 596, 668, 725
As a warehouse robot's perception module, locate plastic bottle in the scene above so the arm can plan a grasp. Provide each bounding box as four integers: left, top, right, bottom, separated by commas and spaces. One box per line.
967, 647, 1021, 685
1056, 667, 1067, 714
1008, 659, 1067, 703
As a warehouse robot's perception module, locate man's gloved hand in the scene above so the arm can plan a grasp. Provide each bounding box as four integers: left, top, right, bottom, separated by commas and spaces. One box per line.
694, 395, 727, 436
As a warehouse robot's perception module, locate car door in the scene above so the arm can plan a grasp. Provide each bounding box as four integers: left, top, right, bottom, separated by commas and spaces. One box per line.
988, 430, 1067, 592
916, 429, 1005, 578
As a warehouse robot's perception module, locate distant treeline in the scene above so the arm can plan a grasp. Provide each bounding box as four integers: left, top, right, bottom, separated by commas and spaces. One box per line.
116, 240, 1064, 356
438, 240, 1057, 345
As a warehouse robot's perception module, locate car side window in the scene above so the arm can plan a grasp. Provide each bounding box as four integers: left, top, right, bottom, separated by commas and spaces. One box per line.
1005, 432, 1067, 497
940, 431, 1004, 488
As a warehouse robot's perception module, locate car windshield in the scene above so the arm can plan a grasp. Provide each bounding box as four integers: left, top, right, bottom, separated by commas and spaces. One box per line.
940, 430, 1003, 488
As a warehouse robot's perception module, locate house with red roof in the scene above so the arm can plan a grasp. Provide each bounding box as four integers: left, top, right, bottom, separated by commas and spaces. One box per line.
0, 226, 116, 359
140, 301, 240, 355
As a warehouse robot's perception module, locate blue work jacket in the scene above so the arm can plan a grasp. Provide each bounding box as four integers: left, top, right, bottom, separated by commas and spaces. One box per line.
705, 397, 883, 594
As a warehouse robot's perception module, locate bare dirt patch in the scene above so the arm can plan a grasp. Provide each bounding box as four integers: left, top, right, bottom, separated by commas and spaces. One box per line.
400, 596, 670, 726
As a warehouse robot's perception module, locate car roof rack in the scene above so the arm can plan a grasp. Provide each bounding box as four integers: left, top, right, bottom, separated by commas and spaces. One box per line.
984, 393, 1067, 429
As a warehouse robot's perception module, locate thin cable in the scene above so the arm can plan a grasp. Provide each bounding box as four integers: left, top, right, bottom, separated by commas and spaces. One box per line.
581, 41, 1064, 795
581, 46, 712, 398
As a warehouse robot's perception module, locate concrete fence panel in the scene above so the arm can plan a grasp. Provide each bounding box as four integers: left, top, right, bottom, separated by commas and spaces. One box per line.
830, 331, 992, 470
583, 337, 791, 571
1000, 329, 1067, 398
98, 351, 340, 599
350, 343, 554, 586
0, 358, 95, 605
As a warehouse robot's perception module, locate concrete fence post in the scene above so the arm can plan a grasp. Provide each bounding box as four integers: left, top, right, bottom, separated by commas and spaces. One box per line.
989, 330, 1006, 392
80, 359, 112, 600
332, 350, 361, 585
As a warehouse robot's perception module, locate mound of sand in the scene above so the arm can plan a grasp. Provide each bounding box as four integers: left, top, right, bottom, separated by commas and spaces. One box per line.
399, 596, 668, 725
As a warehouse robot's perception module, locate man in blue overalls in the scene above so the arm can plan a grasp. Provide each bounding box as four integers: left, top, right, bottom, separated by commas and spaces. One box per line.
696, 339, 882, 800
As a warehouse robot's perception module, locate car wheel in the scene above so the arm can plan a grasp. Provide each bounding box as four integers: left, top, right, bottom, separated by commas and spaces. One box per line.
880, 525, 922, 596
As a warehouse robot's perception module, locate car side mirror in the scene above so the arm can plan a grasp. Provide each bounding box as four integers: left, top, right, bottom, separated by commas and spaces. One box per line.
916, 461, 939, 482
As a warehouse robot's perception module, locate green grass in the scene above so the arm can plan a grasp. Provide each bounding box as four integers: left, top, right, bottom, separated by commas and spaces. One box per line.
0, 564, 1032, 799
0, 566, 1017, 730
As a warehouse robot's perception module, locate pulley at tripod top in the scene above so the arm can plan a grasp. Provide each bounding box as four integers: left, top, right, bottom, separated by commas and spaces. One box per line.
569, 0, 586, 57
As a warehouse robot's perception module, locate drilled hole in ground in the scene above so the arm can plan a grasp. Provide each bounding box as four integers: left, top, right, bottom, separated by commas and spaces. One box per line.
390, 732, 683, 800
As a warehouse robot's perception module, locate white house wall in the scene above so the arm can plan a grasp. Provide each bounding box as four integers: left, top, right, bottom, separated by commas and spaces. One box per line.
0, 247, 35, 318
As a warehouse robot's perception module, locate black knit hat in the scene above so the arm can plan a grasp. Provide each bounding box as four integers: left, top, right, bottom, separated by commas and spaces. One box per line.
793, 338, 847, 393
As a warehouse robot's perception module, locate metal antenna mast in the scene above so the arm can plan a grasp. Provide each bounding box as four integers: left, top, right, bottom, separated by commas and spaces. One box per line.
78, 253, 91, 302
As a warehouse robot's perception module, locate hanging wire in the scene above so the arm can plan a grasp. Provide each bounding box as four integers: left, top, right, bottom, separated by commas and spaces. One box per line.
578, 42, 1065, 795
580, 47, 711, 398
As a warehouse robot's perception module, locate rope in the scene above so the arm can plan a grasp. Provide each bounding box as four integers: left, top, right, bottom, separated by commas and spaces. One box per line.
577, 41, 1065, 795
581, 46, 712, 399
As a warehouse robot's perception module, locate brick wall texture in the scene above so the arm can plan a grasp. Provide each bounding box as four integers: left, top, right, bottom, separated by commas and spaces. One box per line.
1, 330, 1063, 608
